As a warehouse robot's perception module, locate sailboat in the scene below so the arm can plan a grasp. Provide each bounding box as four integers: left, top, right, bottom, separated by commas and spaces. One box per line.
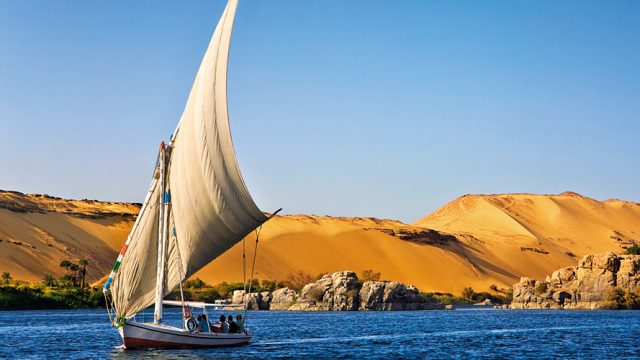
102, 0, 279, 349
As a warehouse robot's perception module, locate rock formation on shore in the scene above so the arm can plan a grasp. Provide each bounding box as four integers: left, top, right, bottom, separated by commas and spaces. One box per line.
510, 253, 640, 309
231, 271, 443, 311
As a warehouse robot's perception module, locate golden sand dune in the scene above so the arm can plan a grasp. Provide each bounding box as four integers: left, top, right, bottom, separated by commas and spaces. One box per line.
195, 215, 487, 294
413, 192, 640, 288
1, 190, 638, 294
195, 193, 640, 293
0, 190, 138, 282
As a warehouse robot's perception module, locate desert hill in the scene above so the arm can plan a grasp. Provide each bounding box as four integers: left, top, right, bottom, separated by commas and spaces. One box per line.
414, 192, 640, 286
1, 190, 638, 294
0, 190, 138, 282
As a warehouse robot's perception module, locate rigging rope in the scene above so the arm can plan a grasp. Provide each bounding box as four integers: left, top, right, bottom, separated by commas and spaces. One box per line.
241, 233, 247, 307
172, 225, 188, 320
104, 293, 114, 325
243, 225, 262, 324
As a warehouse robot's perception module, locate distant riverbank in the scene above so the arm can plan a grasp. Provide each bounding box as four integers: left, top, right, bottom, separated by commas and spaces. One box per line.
0, 269, 508, 311
0, 284, 105, 310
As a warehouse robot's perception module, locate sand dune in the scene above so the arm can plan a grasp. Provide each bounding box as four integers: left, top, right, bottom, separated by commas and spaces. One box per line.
1, 190, 638, 294
414, 192, 640, 287
194, 193, 640, 293
194, 215, 490, 294
0, 191, 138, 282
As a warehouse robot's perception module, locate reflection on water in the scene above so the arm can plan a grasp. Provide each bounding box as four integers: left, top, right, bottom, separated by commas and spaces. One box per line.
1, 308, 639, 359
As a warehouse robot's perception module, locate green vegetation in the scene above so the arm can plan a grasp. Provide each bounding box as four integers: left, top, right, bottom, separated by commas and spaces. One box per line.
0, 271, 105, 310
603, 287, 640, 309
58, 258, 90, 288
421, 292, 471, 305
78, 259, 89, 289
282, 271, 315, 292
461, 287, 475, 300
183, 278, 206, 289
166, 278, 289, 303
1, 272, 11, 285
42, 273, 56, 287
0, 259, 104, 310
626, 242, 640, 255
360, 269, 381, 282
260, 279, 282, 292
436, 286, 512, 305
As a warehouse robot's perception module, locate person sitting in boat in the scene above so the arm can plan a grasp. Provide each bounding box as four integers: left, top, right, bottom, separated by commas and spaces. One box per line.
236, 314, 244, 333
207, 316, 216, 332
198, 314, 210, 332
211, 315, 228, 333
227, 315, 239, 333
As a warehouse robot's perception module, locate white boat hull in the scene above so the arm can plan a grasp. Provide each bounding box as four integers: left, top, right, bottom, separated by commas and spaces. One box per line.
119, 321, 252, 349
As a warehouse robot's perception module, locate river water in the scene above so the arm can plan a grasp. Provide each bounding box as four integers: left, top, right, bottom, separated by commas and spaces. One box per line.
1, 308, 638, 359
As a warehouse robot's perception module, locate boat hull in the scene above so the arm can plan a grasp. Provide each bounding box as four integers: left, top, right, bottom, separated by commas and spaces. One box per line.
119, 321, 251, 349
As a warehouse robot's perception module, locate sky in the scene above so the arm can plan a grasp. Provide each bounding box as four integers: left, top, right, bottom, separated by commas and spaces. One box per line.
0, 1, 639, 223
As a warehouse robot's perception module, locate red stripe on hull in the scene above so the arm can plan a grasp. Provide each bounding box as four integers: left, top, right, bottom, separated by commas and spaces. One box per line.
123, 336, 248, 349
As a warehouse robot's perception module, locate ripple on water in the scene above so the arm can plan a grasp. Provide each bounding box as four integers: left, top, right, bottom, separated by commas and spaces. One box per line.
1, 309, 639, 359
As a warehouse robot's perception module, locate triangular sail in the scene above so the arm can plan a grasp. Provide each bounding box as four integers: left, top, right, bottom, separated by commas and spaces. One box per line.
109, 0, 267, 319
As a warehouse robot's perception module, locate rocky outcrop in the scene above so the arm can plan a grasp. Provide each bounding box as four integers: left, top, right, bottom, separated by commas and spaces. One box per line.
229, 271, 444, 311
269, 288, 297, 310
511, 253, 640, 309
359, 281, 441, 310
231, 290, 271, 310
289, 271, 360, 311
285, 271, 443, 311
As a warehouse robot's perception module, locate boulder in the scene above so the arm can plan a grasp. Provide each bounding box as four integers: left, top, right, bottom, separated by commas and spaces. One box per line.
231, 290, 244, 304
324, 271, 360, 311
294, 271, 360, 311
474, 299, 493, 307
359, 281, 441, 310
231, 290, 270, 310
616, 255, 640, 289
548, 267, 576, 288
270, 288, 297, 310
578, 252, 620, 272
286, 271, 443, 311
574, 267, 616, 303
359, 281, 386, 310
511, 277, 537, 306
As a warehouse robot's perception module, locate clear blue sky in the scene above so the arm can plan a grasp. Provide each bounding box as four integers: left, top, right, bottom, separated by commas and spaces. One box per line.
1, 1, 638, 222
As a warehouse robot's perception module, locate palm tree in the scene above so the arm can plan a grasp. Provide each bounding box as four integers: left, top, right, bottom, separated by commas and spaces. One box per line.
59, 259, 71, 276
79, 259, 88, 288
1, 272, 11, 285
59, 259, 72, 286
69, 263, 80, 287
42, 273, 56, 287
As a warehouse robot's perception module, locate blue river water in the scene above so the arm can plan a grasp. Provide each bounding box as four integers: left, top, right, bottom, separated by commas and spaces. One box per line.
1, 308, 639, 359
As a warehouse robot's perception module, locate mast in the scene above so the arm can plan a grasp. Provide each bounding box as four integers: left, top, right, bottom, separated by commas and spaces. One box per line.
108, 0, 270, 320
154, 142, 170, 323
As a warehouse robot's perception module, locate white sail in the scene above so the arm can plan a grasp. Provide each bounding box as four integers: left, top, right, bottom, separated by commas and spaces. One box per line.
110, 178, 162, 318
109, 0, 267, 319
